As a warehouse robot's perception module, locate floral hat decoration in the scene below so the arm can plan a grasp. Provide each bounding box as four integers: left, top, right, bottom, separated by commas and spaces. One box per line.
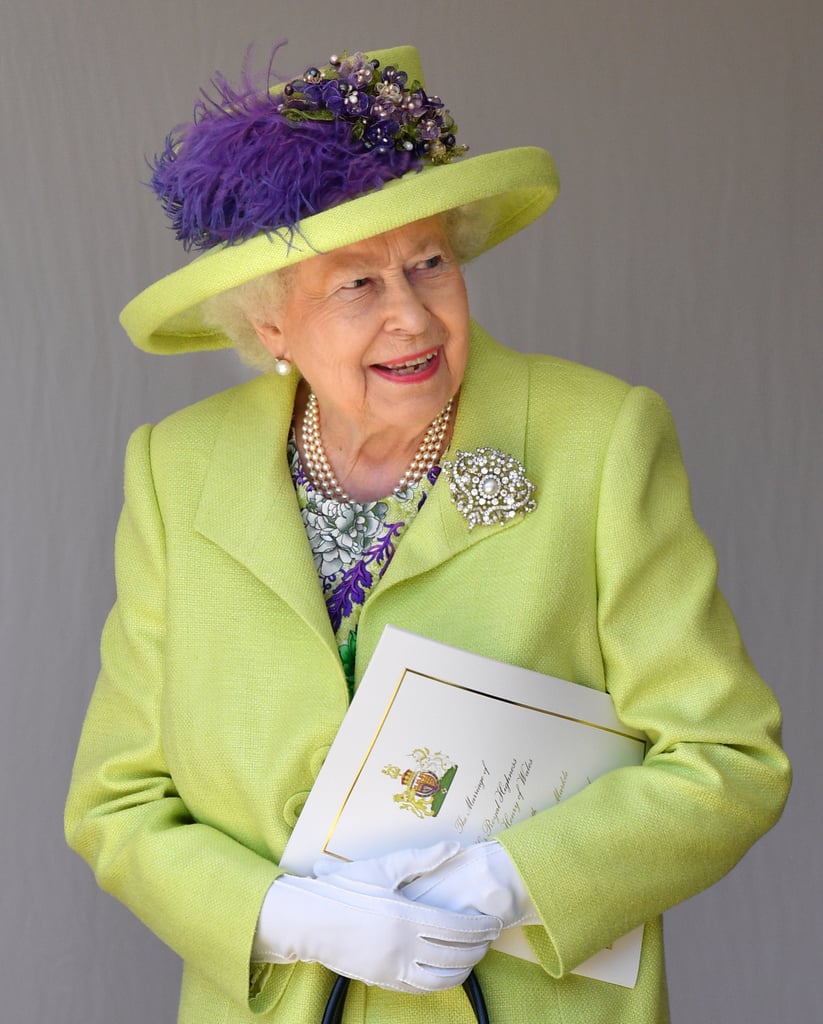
120, 44, 559, 355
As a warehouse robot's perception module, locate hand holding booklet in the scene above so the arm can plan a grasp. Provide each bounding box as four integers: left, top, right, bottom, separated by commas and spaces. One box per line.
281, 626, 648, 988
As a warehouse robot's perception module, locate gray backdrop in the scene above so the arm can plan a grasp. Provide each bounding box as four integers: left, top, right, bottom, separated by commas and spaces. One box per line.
2, 1, 819, 1021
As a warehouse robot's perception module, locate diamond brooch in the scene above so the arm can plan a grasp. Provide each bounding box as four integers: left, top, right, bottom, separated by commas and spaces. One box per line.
443, 447, 536, 529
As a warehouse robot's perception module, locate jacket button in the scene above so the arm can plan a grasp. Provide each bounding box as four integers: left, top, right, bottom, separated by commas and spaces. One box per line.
282, 792, 309, 827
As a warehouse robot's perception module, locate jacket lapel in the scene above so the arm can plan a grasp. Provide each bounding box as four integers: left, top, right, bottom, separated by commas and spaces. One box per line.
193, 373, 338, 654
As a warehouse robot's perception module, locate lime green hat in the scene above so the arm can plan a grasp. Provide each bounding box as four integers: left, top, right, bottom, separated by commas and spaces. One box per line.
120, 45, 559, 355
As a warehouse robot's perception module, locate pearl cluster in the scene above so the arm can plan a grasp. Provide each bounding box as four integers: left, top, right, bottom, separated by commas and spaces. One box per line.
301, 391, 453, 503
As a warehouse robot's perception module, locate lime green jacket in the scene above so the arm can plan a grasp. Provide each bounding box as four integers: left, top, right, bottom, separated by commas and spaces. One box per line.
65, 324, 790, 1024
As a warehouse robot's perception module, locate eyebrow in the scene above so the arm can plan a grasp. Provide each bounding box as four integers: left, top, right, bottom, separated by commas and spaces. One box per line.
325, 235, 448, 274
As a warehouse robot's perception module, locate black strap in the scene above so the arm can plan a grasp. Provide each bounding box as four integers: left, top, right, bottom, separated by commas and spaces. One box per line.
321, 971, 489, 1024
321, 975, 350, 1024
462, 969, 490, 1024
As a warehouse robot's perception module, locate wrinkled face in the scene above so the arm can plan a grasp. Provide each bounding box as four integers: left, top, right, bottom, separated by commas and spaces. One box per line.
256, 217, 471, 437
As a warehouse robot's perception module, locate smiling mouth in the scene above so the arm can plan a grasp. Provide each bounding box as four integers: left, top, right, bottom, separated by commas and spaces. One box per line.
376, 350, 439, 375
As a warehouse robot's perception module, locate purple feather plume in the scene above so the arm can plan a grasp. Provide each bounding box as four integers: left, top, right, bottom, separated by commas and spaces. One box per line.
148, 47, 463, 251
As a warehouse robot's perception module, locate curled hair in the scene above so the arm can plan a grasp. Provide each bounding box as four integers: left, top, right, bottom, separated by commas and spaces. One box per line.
202, 267, 294, 371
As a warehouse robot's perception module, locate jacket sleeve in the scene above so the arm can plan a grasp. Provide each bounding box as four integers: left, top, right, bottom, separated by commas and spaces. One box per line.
64, 424, 286, 1014
497, 385, 791, 976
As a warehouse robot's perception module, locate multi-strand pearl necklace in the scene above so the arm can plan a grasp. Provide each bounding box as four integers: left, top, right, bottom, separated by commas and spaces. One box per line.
301, 391, 453, 502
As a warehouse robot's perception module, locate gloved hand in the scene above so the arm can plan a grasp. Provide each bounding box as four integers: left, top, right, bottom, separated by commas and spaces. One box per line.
313, 840, 462, 892
254, 843, 501, 994
315, 840, 540, 930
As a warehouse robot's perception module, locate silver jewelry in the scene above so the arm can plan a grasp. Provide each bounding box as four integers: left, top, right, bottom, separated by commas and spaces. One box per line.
301, 391, 453, 502
274, 358, 292, 376
443, 447, 536, 529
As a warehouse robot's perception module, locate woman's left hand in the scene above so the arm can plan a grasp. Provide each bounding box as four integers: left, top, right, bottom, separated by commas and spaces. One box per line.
315, 840, 540, 929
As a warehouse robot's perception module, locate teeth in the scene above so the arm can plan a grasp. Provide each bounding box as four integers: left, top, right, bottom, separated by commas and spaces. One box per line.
386, 352, 435, 371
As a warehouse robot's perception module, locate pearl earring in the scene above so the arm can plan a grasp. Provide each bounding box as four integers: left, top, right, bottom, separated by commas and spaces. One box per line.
274, 358, 292, 376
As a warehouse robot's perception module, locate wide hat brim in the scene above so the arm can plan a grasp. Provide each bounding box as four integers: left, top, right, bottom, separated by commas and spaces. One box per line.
120, 46, 559, 355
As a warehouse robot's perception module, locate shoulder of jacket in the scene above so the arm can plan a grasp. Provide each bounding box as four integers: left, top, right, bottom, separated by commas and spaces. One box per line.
148, 375, 272, 451
127, 375, 283, 497
523, 351, 631, 401
470, 320, 630, 397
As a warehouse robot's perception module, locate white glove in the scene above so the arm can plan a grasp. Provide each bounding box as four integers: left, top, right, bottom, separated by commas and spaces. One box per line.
316, 840, 540, 929
254, 843, 501, 994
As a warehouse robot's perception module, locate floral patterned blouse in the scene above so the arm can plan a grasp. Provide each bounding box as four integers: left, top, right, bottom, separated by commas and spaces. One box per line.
288, 433, 443, 701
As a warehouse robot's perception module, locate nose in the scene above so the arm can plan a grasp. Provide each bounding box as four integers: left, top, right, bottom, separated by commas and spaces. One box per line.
381, 275, 430, 337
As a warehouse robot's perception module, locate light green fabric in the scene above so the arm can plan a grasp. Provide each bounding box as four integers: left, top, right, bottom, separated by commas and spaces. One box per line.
65, 323, 790, 1023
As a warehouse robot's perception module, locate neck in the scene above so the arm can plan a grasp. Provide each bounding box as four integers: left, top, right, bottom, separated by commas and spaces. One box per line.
296, 384, 456, 502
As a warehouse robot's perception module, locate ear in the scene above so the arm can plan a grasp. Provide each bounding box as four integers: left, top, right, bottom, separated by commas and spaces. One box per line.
252, 319, 291, 362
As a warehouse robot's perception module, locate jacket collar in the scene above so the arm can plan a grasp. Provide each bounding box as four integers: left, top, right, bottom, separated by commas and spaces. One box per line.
193, 322, 531, 642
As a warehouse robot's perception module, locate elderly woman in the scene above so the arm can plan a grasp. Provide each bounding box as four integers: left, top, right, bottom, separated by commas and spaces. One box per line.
65, 44, 790, 1024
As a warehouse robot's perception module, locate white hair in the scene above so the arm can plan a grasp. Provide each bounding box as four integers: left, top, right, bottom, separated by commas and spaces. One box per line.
201, 266, 294, 372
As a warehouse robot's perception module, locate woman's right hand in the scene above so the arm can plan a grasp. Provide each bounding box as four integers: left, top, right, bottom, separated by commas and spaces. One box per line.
253, 843, 501, 994
315, 840, 540, 930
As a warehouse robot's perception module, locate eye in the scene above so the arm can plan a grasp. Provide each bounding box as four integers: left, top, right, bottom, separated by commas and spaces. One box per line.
416, 254, 444, 272
340, 277, 370, 291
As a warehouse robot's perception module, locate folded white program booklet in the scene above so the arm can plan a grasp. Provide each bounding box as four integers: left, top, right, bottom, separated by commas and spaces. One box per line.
282, 625, 647, 987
